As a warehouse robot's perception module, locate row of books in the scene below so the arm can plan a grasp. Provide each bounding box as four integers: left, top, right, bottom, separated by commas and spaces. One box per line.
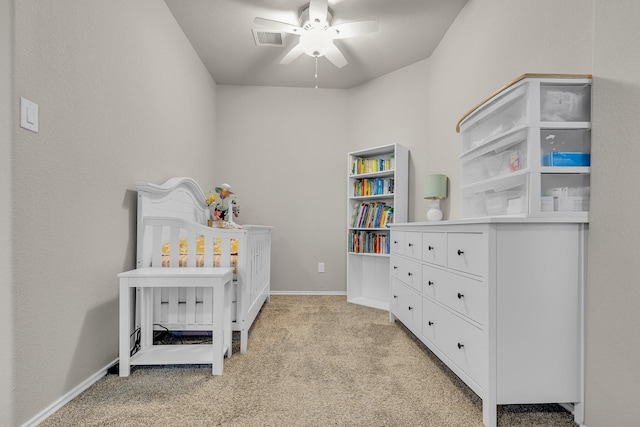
350, 155, 395, 175
350, 202, 394, 229
352, 178, 395, 197
348, 230, 390, 255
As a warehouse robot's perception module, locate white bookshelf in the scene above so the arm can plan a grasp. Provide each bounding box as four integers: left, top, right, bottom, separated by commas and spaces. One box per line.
346, 144, 409, 310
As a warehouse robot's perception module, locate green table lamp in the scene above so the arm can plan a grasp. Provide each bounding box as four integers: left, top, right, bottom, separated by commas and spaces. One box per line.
424, 174, 448, 221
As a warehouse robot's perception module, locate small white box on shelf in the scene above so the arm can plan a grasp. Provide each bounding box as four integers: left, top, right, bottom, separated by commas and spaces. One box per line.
554, 196, 590, 212
541, 196, 554, 212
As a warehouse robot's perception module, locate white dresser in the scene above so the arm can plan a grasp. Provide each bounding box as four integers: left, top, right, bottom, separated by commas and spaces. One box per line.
390, 218, 587, 427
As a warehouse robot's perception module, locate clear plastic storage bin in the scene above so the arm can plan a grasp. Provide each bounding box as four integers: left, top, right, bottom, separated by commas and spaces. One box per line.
540, 129, 591, 167
460, 84, 529, 153
461, 128, 528, 186
541, 173, 590, 212
540, 84, 591, 122
462, 175, 529, 218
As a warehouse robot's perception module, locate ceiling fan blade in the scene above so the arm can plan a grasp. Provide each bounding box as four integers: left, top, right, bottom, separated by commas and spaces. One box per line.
254, 17, 302, 35
324, 43, 347, 68
329, 21, 379, 39
280, 43, 305, 65
309, 0, 328, 25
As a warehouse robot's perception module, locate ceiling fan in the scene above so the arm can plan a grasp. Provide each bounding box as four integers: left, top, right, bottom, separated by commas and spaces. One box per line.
254, 0, 378, 68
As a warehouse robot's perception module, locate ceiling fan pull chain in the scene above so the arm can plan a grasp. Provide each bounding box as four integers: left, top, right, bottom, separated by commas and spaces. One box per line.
314, 56, 319, 89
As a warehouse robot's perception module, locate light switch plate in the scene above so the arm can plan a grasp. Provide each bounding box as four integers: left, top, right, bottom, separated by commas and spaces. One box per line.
20, 97, 38, 133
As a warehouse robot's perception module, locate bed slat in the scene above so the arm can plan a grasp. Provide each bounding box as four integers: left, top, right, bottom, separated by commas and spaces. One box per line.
169, 227, 180, 268
187, 230, 197, 267
152, 226, 162, 267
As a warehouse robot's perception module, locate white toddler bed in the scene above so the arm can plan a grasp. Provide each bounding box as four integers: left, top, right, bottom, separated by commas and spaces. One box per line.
135, 177, 272, 354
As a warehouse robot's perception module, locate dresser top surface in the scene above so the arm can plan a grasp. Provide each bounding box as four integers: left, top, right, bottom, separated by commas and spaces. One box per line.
392, 216, 589, 228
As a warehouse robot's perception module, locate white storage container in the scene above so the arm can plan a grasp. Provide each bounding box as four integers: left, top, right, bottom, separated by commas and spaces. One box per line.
460, 84, 529, 154
457, 74, 592, 219
461, 174, 529, 218
540, 83, 591, 122
540, 129, 591, 167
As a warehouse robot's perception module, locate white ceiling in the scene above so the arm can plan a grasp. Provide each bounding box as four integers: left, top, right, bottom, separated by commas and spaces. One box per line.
165, 0, 467, 89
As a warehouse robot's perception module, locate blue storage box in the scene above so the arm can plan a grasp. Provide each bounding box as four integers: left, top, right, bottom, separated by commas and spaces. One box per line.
542, 152, 590, 167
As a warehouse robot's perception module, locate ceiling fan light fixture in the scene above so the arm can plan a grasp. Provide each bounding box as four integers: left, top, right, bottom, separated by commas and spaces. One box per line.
299, 28, 333, 57
254, 0, 378, 68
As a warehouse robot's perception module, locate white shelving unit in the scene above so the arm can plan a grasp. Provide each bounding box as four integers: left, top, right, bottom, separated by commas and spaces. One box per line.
346, 144, 408, 310
457, 74, 592, 219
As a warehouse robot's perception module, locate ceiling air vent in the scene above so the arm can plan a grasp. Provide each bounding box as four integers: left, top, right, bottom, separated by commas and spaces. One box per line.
252, 29, 286, 47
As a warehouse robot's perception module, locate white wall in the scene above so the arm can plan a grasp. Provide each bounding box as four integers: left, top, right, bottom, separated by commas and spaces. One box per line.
348, 60, 431, 221
12, 1, 218, 424
1, 0, 14, 425
215, 85, 349, 293
586, 1, 640, 425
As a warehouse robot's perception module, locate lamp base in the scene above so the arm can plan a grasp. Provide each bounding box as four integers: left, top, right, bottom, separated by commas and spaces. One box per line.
426, 199, 443, 221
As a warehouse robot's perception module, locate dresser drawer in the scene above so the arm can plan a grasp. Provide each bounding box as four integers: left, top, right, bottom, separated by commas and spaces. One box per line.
438, 273, 486, 325
390, 231, 405, 255
435, 304, 486, 388
390, 278, 401, 312
422, 296, 443, 346
391, 279, 422, 333
447, 232, 486, 276
393, 256, 422, 291
404, 232, 422, 260
422, 264, 447, 300
390, 255, 402, 281
422, 232, 447, 267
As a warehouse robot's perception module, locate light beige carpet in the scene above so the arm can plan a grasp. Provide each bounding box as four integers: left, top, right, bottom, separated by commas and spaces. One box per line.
41, 295, 576, 426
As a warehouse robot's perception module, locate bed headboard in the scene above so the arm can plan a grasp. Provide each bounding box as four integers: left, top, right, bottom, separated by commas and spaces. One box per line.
137, 177, 208, 223
136, 177, 210, 266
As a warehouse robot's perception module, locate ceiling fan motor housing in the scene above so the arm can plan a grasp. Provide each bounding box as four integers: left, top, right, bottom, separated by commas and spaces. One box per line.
300, 28, 333, 57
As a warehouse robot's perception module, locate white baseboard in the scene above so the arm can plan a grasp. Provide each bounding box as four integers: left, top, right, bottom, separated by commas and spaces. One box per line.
269, 291, 347, 296
22, 358, 118, 427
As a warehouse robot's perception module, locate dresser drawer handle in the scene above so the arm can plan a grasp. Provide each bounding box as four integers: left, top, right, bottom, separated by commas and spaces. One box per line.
393, 240, 398, 244
408, 272, 413, 277
393, 294, 398, 299
428, 245, 434, 251
457, 293, 464, 299
457, 249, 464, 256
408, 243, 413, 247
428, 281, 434, 286
457, 342, 464, 349
393, 266, 398, 270
428, 321, 434, 326
408, 306, 413, 311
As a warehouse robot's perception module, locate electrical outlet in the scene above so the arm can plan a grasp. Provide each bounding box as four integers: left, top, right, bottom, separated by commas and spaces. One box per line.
318, 262, 325, 273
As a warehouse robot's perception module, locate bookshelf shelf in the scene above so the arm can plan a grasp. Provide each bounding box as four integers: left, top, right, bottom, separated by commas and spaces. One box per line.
347, 252, 390, 258
350, 194, 395, 201
347, 144, 408, 310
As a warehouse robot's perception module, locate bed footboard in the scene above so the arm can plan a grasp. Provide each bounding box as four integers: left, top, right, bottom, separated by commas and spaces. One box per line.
237, 226, 272, 353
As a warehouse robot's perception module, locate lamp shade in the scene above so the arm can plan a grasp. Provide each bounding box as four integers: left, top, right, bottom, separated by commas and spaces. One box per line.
423, 174, 448, 199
